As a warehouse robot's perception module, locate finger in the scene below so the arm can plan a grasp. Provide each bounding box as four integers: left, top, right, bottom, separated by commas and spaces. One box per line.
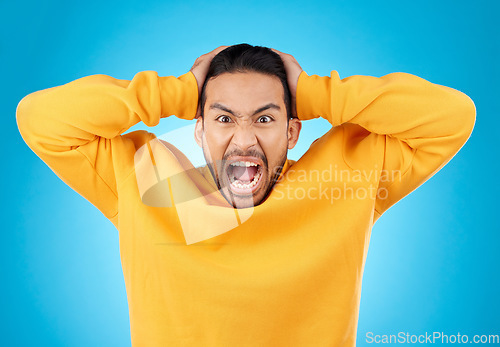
271, 48, 293, 60
210, 45, 230, 57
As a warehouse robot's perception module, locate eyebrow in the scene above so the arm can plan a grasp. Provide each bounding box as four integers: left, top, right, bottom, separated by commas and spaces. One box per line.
209, 102, 281, 117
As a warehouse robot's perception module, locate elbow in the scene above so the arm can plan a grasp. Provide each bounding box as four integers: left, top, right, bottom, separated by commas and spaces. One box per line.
455, 91, 476, 144
436, 85, 476, 147
16, 93, 35, 144
16, 91, 45, 149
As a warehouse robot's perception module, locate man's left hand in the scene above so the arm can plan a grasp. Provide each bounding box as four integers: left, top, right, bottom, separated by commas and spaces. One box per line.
272, 49, 303, 117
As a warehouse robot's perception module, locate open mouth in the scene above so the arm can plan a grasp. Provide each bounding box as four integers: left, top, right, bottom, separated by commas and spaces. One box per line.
226, 160, 263, 193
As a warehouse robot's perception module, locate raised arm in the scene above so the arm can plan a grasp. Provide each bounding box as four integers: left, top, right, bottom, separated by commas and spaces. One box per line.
16, 70, 198, 224
296, 70, 475, 216
274, 50, 476, 217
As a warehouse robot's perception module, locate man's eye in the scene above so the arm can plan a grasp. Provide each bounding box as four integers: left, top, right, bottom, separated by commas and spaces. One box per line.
216, 115, 232, 123
257, 115, 273, 123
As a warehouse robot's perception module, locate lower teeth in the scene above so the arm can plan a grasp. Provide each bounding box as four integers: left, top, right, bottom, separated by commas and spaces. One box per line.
231, 172, 261, 189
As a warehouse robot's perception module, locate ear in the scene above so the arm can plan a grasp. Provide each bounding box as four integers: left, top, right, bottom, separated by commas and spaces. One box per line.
194, 117, 204, 148
287, 118, 302, 150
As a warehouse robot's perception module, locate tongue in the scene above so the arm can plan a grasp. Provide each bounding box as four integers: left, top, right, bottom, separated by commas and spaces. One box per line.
233, 166, 258, 182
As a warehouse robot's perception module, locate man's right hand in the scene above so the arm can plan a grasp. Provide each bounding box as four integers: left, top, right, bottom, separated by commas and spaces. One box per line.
190, 46, 229, 117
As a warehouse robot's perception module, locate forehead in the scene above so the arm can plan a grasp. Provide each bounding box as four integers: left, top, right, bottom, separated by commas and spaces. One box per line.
204, 72, 285, 112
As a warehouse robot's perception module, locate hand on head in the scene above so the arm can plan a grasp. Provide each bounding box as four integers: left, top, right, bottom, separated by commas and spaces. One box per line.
190, 46, 229, 118
271, 49, 303, 118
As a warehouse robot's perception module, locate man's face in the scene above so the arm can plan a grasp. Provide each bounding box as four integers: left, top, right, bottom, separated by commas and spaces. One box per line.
195, 71, 301, 208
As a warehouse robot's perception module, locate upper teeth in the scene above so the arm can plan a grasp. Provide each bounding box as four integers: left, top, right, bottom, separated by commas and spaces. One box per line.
231, 161, 258, 167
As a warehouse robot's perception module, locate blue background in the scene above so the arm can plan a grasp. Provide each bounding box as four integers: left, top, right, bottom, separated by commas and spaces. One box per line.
2, 0, 498, 345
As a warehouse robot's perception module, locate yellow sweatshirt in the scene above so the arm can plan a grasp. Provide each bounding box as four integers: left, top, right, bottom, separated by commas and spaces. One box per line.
16, 69, 475, 346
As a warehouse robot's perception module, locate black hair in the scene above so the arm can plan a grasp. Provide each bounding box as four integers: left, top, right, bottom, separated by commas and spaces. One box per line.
200, 43, 292, 119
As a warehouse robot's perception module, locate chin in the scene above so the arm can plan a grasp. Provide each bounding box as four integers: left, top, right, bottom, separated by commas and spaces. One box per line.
222, 181, 268, 209
231, 197, 257, 209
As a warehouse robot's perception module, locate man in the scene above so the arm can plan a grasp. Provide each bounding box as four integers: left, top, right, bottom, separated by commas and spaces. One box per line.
17, 44, 475, 346
193, 44, 301, 210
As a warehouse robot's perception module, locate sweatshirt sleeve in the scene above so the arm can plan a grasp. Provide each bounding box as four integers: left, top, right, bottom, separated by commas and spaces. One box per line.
296, 70, 476, 217
16, 71, 198, 223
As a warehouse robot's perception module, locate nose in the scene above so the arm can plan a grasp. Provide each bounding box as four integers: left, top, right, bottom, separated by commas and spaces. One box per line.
230, 125, 258, 152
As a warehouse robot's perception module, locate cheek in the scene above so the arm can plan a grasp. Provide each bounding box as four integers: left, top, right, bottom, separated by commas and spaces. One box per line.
204, 126, 233, 160
256, 128, 289, 162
